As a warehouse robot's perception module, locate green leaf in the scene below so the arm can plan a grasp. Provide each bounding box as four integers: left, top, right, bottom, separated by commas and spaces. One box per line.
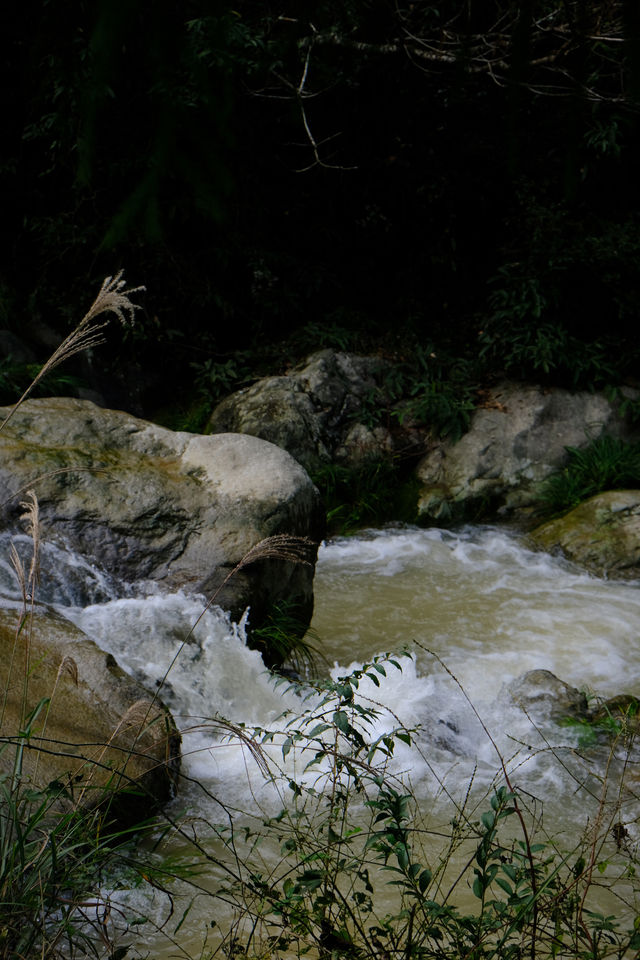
334, 710, 351, 735
395, 843, 409, 870
308, 723, 331, 737
481, 811, 496, 831
496, 877, 513, 896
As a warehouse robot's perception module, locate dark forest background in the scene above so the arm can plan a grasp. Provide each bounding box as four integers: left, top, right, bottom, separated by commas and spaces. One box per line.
2, 0, 640, 421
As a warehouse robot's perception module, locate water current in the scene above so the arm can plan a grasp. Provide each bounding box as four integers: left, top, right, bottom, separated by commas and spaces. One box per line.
2, 524, 640, 954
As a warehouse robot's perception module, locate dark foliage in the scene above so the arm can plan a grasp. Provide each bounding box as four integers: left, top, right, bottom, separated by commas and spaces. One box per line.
2, 1, 640, 415
540, 434, 640, 515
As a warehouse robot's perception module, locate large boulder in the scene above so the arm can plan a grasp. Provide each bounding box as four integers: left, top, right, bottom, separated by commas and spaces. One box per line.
529, 490, 640, 578
415, 382, 638, 522
0, 606, 180, 819
207, 350, 399, 473
0, 398, 324, 637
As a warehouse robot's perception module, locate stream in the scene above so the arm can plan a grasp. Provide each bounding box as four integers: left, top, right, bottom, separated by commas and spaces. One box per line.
3, 524, 640, 954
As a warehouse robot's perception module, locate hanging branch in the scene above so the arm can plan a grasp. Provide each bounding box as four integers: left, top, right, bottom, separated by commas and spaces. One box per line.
294, 2, 629, 107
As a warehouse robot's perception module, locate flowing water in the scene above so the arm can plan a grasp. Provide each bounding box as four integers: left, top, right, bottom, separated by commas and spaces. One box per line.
3, 525, 640, 954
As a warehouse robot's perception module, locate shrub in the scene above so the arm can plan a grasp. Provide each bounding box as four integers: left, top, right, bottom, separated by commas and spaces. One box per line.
175, 650, 640, 960
389, 345, 478, 442
250, 598, 321, 677
0, 724, 161, 959
312, 459, 420, 534
539, 434, 640, 515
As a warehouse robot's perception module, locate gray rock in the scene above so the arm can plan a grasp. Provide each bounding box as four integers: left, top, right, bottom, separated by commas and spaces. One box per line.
0, 398, 324, 641
207, 350, 396, 472
530, 490, 640, 578
504, 669, 588, 722
0, 606, 180, 818
416, 382, 637, 522
208, 376, 328, 470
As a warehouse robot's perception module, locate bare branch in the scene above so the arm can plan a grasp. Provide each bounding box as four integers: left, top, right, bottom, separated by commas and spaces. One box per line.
294, 2, 629, 107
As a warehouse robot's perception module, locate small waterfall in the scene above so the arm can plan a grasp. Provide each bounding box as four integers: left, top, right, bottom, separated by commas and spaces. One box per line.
4, 524, 640, 810
4, 524, 640, 955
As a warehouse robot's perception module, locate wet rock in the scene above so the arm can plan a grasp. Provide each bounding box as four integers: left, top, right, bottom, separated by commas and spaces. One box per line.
415, 382, 638, 522
590, 694, 640, 735
0, 607, 180, 819
0, 398, 324, 638
504, 669, 589, 722
530, 490, 640, 578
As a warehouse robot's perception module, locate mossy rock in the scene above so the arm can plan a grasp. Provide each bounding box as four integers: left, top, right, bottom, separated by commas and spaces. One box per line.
530, 490, 640, 578
0, 398, 323, 659
590, 695, 640, 733
0, 607, 180, 822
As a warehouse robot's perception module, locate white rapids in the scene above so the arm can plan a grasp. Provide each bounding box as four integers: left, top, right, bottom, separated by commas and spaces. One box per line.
4, 524, 640, 954
4, 524, 640, 811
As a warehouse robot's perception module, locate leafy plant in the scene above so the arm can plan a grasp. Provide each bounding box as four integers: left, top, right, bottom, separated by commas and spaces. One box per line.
479, 315, 619, 387
539, 434, 640, 515
291, 315, 363, 354
561, 696, 640, 749
251, 598, 322, 677
479, 189, 640, 389
179, 652, 640, 960
152, 395, 213, 433
0, 727, 162, 959
391, 346, 478, 441
192, 352, 254, 404
605, 385, 640, 425
0, 355, 83, 404
312, 459, 420, 534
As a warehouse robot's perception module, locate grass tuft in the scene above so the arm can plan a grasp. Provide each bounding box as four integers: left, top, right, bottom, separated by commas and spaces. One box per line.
539, 434, 640, 516
0, 271, 144, 431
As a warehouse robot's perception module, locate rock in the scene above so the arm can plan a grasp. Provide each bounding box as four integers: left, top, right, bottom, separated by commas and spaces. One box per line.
504, 669, 589, 722
529, 490, 640, 578
208, 375, 327, 471
415, 382, 637, 522
335, 422, 395, 464
590, 694, 640, 735
0, 398, 324, 643
207, 350, 400, 473
0, 606, 180, 819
